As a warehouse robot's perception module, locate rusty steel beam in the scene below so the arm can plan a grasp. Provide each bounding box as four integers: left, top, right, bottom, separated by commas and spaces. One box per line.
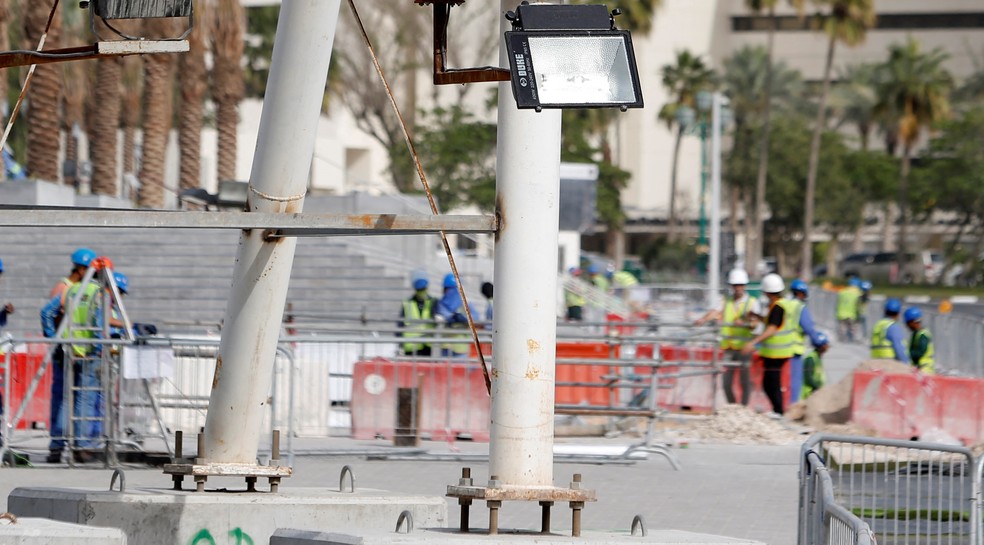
0, 40, 189, 69
0, 209, 496, 236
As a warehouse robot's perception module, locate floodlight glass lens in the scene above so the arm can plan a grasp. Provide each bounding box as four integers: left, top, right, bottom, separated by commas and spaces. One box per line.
527, 35, 636, 105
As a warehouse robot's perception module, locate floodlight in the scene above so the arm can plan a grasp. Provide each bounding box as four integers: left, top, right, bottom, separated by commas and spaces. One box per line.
504, 2, 643, 111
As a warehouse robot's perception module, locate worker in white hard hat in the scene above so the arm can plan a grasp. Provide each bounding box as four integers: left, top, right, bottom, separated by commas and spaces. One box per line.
741, 273, 798, 415
695, 268, 761, 406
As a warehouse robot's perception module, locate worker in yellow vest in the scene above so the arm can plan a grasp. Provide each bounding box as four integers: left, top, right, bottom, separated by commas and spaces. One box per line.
696, 268, 761, 406
869, 298, 909, 363
836, 277, 863, 343
398, 275, 438, 357
903, 307, 935, 374
742, 273, 798, 415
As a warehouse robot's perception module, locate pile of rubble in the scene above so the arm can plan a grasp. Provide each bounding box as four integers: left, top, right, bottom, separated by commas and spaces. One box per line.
663, 405, 806, 446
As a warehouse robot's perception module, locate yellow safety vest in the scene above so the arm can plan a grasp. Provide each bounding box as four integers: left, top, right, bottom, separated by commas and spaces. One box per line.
401, 297, 434, 353
801, 350, 825, 398
720, 297, 754, 350
910, 329, 935, 374
758, 299, 798, 359
62, 282, 101, 357
786, 298, 806, 356
870, 318, 897, 359
836, 287, 861, 320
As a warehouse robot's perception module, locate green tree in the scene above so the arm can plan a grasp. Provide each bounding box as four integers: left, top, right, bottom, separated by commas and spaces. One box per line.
562, 110, 631, 238
830, 62, 879, 150
876, 38, 953, 267
573, 0, 661, 35
658, 50, 715, 241
800, 0, 875, 281
23, 0, 62, 184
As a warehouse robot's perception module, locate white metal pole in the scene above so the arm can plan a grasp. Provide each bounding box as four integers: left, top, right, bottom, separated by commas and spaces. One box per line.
708, 93, 723, 311
203, 0, 341, 464
489, 0, 562, 487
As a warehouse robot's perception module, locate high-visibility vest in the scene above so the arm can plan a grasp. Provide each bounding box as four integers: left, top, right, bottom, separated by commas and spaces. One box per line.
910, 329, 935, 374
836, 287, 861, 320
870, 318, 897, 359
801, 350, 825, 398
786, 298, 806, 356
613, 270, 639, 288
565, 285, 586, 307
758, 299, 798, 359
720, 297, 755, 350
401, 297, 434, 353
62, 282, 100, 357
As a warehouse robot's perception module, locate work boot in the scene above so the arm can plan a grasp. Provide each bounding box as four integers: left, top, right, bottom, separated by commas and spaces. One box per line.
46, 449, 62, 464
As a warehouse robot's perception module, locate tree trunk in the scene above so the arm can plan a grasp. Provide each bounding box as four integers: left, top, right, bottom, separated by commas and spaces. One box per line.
749, 6, 776, 279
667, 126, 683, 242
211, 0, 245, 183
801, 34, 837, 281
121, 57, 142, 177
23, 1, 62, 184
178, 6, 208, 191
896, 144, 912, 272
826, 231, 840, 278
89, 57, 122, 196
137, 20, 177, 208
0, 0, 10, 182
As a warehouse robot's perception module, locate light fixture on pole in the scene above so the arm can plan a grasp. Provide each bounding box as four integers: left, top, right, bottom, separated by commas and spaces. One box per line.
503, 2, 644, 111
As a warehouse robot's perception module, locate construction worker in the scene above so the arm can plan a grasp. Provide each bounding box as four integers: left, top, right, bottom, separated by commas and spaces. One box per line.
0, 257, 13, 332
435, 273, 476, 358
835, 277, 863, 343
903, 307, 935, 374
869, 298, 909, 363
397, 274, 437, 357
696, 268, 760, 406
741, 273, 797, 415
787, 279, 827, 403
587, 264, 610, 293
858, 281, 873, 337
564, 268, 586, 322
41, 247, 96, 463
481, 281, 494, 323
801, 332, 830, 399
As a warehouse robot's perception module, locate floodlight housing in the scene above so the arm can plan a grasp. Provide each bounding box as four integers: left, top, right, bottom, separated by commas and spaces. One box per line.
504, 2, 643, 111
94, 0, 193, 19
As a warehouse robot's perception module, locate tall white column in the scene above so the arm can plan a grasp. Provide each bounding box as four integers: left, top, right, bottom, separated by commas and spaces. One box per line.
708, 93, 723, 311
204, 0, 341, 463
489, 0, 562, 487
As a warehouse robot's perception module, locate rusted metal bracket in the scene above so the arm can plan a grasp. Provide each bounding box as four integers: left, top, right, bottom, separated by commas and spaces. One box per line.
447, 468, 596, 536
163, 430, 291, 493
414, 0, 511, 85
0, 40, 189, 69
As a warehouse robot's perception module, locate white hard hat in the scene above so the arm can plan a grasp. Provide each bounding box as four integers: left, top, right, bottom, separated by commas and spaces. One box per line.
761, 273, 785, 294
727, 269, 749, 285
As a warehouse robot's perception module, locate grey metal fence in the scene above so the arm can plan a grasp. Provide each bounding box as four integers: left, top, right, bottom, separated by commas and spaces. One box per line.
799, 434, 981, 545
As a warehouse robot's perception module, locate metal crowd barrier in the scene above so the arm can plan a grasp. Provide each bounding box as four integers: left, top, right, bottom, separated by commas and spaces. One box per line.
799, 434, 981, 545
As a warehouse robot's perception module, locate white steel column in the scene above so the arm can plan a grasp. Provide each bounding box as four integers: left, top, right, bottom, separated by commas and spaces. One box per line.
204, 0, 341, 463
708, 93, 723, 310
489, 0, 562, 487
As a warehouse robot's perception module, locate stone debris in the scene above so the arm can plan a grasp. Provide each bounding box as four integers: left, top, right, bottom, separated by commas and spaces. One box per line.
665, 404, 807, 445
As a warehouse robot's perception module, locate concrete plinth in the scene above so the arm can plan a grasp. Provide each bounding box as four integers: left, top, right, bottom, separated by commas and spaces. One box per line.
8, 487, 447, 545
269, 528, 765, 545
0, 516, 126, 544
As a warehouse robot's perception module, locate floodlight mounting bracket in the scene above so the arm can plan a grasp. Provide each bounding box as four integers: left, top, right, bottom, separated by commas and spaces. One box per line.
413, 0, 510, 85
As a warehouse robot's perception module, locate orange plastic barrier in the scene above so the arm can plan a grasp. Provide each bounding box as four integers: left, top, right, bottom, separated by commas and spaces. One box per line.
1, 351, 52, 430
851, 370, 984, 445
350, 358, 490, 442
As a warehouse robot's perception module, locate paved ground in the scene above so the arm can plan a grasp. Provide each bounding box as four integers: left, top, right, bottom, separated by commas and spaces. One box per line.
0, 341, 874, 545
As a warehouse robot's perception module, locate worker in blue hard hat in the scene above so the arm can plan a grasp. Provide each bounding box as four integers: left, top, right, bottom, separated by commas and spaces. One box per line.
869, 298, 909, 363
397, 273, 438, 357
858, 281, 873, 337
435, 273, 478, 358
801, 332, 830, 399
835, 276, 863, 343
786, 279, 827, 403
903, 307, 934, 374
564, 267, 586, 322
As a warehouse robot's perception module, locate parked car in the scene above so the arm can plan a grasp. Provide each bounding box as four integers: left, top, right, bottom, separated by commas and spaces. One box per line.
858, 251, 943, 285
838, 252, 875, 279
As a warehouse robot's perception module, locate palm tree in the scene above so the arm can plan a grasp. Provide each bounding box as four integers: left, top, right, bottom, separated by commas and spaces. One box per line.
137, 18, 178, 208
23, 0, 63, 184
210, 0, 245, 183
61, 60, 88, 190
658, 50, 715, 242
178, 0, 208, 191
0, 0, 11, 181
831, 62, 878, 151
88, 56, 123, 196
876, 38, 953, 267
121, 56, 143, 179
800, 0, 875, 281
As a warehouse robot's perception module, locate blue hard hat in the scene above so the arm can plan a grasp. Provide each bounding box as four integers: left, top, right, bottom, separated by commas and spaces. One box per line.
860, 281, 873, 292
814, 332, 829, 348
412, 278, 428, 291
443, 273, 457, 289
903, 307, 923, 323
848, 277, 862, 288
0, 257, 4, 273
71, 247, 97, 268
587, 264, 599, 275
113, 272, 129, 294
884, 298, 902, 314
790, 279, 808, 294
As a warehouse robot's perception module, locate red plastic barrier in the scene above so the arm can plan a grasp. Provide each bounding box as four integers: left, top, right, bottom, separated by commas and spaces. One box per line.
851, 370, 984, 445
556, 342, 615, 406
1, 351, 52, 430
350, 358, 490, 441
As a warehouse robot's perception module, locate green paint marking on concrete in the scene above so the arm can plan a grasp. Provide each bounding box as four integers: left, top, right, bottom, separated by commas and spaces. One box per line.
229, 528, 254, 545
190, 529, 217, 545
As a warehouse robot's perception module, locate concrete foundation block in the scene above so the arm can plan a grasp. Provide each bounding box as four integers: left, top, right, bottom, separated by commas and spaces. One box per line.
269, 528, 765, 545
8, 487, 447, 545
0, 516, 127, 544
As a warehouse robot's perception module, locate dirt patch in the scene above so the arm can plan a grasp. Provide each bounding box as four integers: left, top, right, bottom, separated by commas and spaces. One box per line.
790, 359, 914, 430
